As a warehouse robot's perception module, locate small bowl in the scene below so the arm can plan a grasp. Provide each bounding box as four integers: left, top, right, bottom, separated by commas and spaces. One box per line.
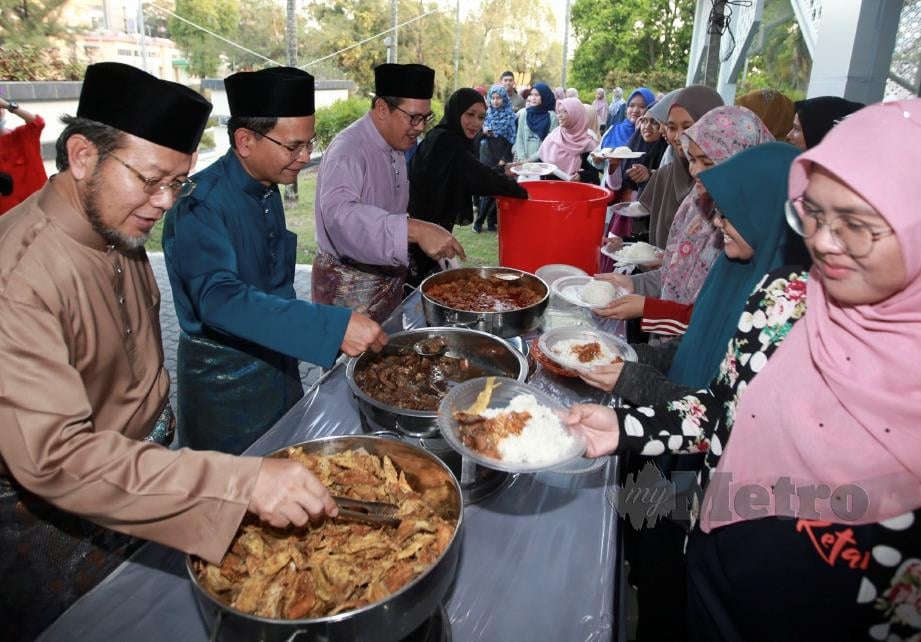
437, 377, 586, 473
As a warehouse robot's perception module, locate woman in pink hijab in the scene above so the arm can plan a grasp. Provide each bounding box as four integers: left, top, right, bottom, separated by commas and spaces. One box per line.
537, 97, 599, 182
565, 99, 921, 640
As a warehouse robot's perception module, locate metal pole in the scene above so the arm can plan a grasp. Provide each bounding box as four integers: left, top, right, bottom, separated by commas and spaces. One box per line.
138, 0, 149, 73
391, 0, 398, 64
703, 0, 726, 88
453, 0, 460, 92
561, 0, 571, 87
285, 0, 299, 202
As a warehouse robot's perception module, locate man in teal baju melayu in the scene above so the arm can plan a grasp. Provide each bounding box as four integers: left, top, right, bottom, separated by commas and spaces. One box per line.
163, 67, 386, 454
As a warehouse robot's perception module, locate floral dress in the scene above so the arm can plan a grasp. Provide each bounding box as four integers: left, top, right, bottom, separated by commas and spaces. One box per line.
613, 267, 921, 641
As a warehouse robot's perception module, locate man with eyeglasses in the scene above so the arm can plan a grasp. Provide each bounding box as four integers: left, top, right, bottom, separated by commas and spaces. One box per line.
162, 67, 386, 456
0, 62, 341, 641
313, 63, 466, 322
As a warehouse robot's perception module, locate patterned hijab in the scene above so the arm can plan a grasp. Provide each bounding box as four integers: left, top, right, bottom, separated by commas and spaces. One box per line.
658, 106, 774, 304
538, 97, 597, 175
485, 85, 517, 144
703, 99, 921, 531
525, 83, 556, 141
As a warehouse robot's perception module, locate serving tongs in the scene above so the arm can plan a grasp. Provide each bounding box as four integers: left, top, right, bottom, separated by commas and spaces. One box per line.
333, 495, 401, 528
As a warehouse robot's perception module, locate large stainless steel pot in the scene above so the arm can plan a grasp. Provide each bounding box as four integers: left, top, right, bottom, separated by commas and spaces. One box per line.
345, 327, 528, 439
186, 435, 463, 642
419, 267, 549, 338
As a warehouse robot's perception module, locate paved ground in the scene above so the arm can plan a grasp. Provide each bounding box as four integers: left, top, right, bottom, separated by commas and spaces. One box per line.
149, 252, 323, 413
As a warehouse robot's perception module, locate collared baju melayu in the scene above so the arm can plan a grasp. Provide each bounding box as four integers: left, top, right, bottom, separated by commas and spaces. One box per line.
0, 181, 260, 640
312, 113, 411, 322
163, 151, 350, 454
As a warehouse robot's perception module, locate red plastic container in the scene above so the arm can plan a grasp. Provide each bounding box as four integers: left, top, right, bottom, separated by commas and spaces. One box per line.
496, 180, 611, 275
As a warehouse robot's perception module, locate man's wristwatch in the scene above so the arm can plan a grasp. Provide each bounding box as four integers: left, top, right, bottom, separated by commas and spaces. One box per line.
5, 100, 19, 111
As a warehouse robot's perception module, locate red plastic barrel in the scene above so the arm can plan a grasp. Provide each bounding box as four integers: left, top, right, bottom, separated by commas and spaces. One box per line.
496, 180, 611, 275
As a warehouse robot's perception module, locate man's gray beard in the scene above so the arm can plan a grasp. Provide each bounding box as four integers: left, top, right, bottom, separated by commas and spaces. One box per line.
83, 168, 149, 251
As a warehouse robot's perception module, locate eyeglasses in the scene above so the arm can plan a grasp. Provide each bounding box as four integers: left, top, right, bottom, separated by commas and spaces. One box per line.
109, 153, 196, 198
785, 195, 893, 259
384, 99, 436, 128
258, 131, 318, 159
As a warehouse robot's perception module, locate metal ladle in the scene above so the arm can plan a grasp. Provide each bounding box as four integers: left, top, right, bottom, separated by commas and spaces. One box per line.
380, 337, 448, 358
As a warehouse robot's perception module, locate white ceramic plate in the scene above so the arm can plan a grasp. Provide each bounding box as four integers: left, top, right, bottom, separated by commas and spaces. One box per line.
510, 162, 555, 176
601, 242, 664, 266
551, 275, 627, 308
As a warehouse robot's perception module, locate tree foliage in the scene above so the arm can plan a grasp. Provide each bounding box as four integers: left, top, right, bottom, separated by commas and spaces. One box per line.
0, 0, 69, 46
169, 0, 240, 77
569, 0, 694, 91
736, 0, 810, 99
301, 0, 390, 92
0, 44, 83, 80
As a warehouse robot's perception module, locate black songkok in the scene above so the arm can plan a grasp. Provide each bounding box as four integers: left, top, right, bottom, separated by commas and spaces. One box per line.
225, 67, 315, 117
77, 62, 212, 154
374, 64, 435, 99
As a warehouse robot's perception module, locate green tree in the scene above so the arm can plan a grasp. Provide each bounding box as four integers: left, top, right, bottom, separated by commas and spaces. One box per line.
230, 0, 291, 69
460, 0, 561, 89
169, 0, 240, 78
0, 0, 69, 46
736, 0, 810, 98
302, 0, 390, 93
569, 0, 694, 91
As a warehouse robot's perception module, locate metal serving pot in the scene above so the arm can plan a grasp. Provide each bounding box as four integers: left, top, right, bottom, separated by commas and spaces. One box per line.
419, 267, 549, 338
187, 435, 463, 642
345, 327, 528, 439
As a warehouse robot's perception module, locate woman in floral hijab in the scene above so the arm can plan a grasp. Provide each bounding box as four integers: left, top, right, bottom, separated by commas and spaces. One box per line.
595, 106, 774, 325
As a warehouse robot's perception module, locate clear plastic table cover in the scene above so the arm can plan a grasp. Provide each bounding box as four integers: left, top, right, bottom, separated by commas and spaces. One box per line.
39, 291, 624, 642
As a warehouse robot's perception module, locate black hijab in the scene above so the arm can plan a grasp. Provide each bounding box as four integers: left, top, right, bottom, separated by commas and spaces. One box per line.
795, 96, 864, 149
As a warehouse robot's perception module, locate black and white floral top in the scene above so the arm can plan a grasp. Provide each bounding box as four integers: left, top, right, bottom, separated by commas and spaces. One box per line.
613, 267, 921, 640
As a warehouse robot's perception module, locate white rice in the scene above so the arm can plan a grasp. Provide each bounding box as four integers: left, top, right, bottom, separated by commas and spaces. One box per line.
551, 338, 620, 368
480, 394, 575, 463
620, 242, 659, 260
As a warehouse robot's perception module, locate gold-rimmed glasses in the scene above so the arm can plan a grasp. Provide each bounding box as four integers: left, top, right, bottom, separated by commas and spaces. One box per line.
785, 195, 893, 259
109, 153, 196, 198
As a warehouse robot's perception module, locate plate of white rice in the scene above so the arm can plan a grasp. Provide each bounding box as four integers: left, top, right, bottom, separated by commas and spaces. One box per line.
538, 327, 637, 374
437, 377, 587, 473
551, 275, 628, 308
601, 242, 664, 265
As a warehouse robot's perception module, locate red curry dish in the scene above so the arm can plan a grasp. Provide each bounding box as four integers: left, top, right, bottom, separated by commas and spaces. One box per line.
425, 275, 543, 312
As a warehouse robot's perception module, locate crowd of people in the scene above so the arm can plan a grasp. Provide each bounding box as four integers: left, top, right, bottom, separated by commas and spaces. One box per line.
0, 57, 919, 642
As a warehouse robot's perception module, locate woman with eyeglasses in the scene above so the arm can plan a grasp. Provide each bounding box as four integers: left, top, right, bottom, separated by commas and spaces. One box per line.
408, 88, 527, 285
566, 99, 921, 641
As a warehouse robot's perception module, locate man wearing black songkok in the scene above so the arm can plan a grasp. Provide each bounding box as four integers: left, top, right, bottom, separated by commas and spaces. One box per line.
0, 62, 341, 641
312, 63, 467, 322
163, 66, 386, 455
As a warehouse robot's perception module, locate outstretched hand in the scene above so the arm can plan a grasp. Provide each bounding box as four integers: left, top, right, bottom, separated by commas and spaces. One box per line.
564, 404, 621, 457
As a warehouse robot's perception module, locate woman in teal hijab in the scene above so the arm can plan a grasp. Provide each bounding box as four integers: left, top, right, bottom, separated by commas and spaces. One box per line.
667, 142, 801, 388
581, 142, 804, 402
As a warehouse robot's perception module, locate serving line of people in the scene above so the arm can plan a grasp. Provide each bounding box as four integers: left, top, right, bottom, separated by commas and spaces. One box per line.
0, 60, 532, 641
